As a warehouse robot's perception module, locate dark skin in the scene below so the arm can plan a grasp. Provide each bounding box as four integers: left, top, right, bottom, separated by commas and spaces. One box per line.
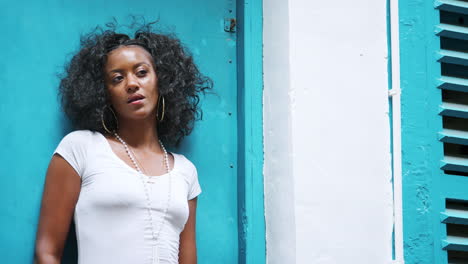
35, 46, 198, 264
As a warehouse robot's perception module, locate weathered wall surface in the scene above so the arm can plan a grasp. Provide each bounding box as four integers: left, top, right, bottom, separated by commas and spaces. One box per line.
263, 0, 394, 263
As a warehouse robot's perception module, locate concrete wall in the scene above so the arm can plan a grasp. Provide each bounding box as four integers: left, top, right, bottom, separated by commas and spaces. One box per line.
263, 0, 296, 263
263, 0, 393, 263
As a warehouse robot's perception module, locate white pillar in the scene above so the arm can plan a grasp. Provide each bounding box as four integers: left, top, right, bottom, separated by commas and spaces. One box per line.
263, 0, 393, 263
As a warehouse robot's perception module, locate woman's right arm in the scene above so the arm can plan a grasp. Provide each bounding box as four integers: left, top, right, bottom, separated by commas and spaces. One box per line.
35, 154, 81, 264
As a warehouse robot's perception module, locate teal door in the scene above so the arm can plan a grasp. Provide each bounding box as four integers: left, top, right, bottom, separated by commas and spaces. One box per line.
0, 1, 242, 263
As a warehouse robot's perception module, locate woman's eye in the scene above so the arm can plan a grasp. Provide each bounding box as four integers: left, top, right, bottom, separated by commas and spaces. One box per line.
137, 70, 147, 76
112, 76, 123, 83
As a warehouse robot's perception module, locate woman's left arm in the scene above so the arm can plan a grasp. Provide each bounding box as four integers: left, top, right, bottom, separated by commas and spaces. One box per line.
179, 197, 198, 264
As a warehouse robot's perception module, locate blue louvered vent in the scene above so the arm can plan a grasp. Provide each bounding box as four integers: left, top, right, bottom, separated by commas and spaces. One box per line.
437, 1, 468, 176
436, 1, 468, 262
442, 199, 468, 263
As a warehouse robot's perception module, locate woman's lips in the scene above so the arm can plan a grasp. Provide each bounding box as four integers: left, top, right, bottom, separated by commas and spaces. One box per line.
129, 98, 144, 105
127, 93, 146, 104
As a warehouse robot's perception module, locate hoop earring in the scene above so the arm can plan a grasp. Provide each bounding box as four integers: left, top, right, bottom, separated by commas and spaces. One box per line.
157, 96, 165, 122
101, 105, 119, 134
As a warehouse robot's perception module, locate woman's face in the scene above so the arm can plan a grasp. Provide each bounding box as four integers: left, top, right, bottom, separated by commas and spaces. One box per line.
104, 45, 159, 121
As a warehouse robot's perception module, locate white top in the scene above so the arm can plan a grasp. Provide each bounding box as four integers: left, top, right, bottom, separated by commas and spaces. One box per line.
52, 130, 201, 264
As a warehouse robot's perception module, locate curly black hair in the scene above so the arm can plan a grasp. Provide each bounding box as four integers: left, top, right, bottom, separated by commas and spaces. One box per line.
58, 22, 212, 146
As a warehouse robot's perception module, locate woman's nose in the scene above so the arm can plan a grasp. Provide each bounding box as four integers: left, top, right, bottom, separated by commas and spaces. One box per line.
126, 74, 139, 92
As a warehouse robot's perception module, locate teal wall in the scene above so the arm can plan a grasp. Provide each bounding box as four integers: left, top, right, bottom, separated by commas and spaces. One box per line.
0, 1, 264, 263
236, 1, 266, 263
399, 0, 445, 263
401, 0, 468, 262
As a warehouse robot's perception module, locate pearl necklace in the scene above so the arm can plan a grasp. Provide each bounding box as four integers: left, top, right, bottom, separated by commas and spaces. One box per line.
113, 131, 171, 263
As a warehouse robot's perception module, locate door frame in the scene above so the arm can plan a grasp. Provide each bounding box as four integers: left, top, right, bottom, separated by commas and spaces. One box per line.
236, 0, 266, 263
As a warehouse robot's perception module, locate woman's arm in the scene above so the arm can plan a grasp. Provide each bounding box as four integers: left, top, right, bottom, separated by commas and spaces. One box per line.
179, 197, 198, 264
35, 154, 81, 264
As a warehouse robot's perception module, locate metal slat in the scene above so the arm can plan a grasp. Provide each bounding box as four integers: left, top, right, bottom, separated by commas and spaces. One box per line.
440, 102, 468, 118
439, 50, 468, 66
443, 236, 468, 252
437, 23, 468, 40
438, 76, 468, 92
442, 156, 468, 173
440, 129, 468, 146
436, 0, 468, 15
442, 209, 468, 225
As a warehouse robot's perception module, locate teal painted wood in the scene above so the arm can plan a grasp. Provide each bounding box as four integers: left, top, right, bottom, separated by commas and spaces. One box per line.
443, 236, 468, 252
439, 177, 468, 201
436, 23, 468, 40
438, 50, 468, 66
439, 102, 468, 119
441, 157, 468, 173
442, 209, 468, 225
399, 0, 447, 263
438, 76, 468, 92
436, 0, 468, 14
439, 129, 468, 146
236, 0, 266, 263
0, 1, 242, 263
401, 0, 468, 263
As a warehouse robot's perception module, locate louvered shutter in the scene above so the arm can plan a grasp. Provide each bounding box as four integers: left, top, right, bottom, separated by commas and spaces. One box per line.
437, 1, 468, 263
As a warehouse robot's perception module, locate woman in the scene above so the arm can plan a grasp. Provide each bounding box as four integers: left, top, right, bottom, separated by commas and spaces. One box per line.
35, 23, 212, 264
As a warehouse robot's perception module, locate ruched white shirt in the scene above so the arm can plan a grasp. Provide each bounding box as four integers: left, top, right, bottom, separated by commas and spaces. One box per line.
53, 130, 201, 264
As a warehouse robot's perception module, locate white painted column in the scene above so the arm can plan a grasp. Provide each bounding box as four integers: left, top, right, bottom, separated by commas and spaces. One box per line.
263, 0, 394, 263
263, 0, 295, 263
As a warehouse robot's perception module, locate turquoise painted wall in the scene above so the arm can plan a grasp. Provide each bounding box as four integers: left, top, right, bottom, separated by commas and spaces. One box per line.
399, 0, 445, 262
0, 1, 258, 263
236, 1, 266, 263
398, 0, 468, 263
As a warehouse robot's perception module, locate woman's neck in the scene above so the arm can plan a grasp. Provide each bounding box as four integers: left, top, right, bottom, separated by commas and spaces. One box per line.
114, 116, 161, 151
